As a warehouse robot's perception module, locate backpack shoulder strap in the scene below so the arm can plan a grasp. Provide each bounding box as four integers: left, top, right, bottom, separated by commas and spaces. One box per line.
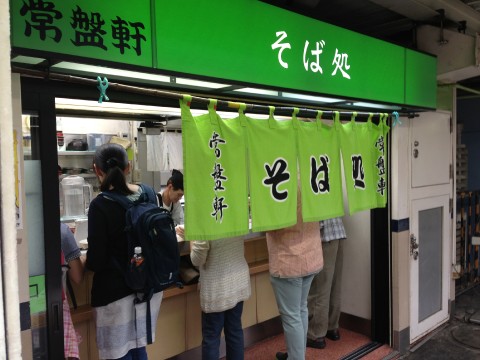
139, 184, 158, 205
99, 190, 132, 210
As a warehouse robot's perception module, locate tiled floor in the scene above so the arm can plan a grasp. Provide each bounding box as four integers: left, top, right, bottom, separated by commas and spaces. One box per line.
237, 284, 480, 360
240, 327, 394, 360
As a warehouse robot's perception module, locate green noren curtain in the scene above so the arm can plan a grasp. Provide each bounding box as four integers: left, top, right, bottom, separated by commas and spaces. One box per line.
182, 102, 389, 238
181, 99, 249, 240
296, 111, 344, 221
246, 109, 297, 232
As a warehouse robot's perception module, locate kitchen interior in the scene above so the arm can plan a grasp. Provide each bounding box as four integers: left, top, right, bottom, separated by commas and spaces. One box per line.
24, 97, 189, 252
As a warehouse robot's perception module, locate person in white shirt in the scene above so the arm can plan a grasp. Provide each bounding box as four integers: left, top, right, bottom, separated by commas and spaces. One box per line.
157, 169, 184, 237
190, 237, 251, 360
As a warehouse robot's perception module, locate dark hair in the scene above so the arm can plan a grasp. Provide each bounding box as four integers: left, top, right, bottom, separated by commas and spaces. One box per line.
168, 169, 183, 191
94, 143, 133, 195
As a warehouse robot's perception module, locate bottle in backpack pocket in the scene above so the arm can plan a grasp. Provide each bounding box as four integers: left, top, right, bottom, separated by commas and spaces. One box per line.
132, 246, 144, 267
127, 246, 147, 291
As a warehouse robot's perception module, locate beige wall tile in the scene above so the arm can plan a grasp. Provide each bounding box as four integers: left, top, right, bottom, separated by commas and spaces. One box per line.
254, 238, 268, 262
244, 241, 257, 263
186, 291, 202, 349
20, 329, 32, 360
148, 295, 187, 359
255, 272, 279, 322
242, 276, 257, 328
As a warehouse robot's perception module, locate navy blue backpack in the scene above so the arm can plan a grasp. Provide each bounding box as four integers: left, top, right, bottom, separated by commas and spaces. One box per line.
101, 183, 181, 343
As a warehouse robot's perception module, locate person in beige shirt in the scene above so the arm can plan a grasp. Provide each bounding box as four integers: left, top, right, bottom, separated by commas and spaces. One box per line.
266, 186, 324, 360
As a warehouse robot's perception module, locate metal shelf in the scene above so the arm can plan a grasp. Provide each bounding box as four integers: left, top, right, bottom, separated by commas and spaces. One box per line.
58, 151, 95, 156
60, 215, 88, 222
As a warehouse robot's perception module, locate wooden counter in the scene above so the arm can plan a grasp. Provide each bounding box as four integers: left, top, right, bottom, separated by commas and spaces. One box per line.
70, 234, 277, 360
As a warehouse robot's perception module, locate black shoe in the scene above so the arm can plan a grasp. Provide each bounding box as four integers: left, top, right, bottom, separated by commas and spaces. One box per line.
307, 337, 326, 349
326, 329, 340, 341
276, 351, 288, 360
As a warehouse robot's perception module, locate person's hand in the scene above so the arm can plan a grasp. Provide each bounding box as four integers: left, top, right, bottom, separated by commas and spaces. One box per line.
175, 225, 185, 238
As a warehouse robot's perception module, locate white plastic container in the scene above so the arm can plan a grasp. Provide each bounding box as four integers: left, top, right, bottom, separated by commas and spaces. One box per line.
87, 133, 104, 150
60, 175, 92, 218
74, 218, 88, 245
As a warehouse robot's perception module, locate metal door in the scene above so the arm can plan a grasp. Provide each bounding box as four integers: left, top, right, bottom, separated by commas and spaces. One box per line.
409, 111, 452, 342
410, 195, 450, 341
411, 112, 451, 188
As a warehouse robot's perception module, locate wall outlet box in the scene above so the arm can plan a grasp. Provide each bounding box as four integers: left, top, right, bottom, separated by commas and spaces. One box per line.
472, 236, 480, 246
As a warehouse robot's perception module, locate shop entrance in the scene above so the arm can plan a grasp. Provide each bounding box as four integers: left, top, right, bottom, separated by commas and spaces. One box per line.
18, 75, 393, 358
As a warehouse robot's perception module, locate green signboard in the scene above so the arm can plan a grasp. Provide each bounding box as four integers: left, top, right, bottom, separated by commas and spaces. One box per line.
11, 0, 153, 67
10, 0, 436, 108
156, 0, 406, 105
405, 49, 437, 108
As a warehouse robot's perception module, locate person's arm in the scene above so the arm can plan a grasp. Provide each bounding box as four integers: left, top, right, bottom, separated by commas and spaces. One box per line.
85, 198, 111, 272
190, 241, 210, 267
171, 201, 184, 227
67, 256, 85, 285
175, 225, 185, 239
61, 223, 85, 284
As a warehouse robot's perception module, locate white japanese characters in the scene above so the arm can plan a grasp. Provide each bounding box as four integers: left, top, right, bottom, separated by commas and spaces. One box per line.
303, 40, 325, 74
272, 31, 351, 79
271, 31, 291, 69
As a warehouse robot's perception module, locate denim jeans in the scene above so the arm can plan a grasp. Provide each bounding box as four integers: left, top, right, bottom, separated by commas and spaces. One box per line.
202, 301, 245, 360
270, 274, 315, 360
111, 346, 148, 360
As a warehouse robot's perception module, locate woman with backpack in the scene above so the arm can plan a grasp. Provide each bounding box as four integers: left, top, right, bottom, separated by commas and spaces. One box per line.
86, 143, 162, 360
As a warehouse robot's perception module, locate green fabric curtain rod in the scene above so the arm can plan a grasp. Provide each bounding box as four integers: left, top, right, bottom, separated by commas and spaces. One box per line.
12, 66, 414, 120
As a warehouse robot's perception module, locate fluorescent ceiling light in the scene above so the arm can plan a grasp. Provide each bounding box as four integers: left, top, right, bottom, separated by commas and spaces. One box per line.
12, 55, 45, 65
233, 87, 279, 96
51, 62, 170, 82
55, 98, 179, 116
174, 77, 230, 89
51, 62, 230, 89
282, 92, 341, 103
55, 98, 241, 119
352, 101, 401, 110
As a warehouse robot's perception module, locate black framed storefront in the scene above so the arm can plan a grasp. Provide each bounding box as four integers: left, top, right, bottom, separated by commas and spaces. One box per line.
19, 73, 392, 358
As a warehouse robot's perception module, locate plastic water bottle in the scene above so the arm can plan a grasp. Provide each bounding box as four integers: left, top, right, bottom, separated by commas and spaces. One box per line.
132, 247, 144, 267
